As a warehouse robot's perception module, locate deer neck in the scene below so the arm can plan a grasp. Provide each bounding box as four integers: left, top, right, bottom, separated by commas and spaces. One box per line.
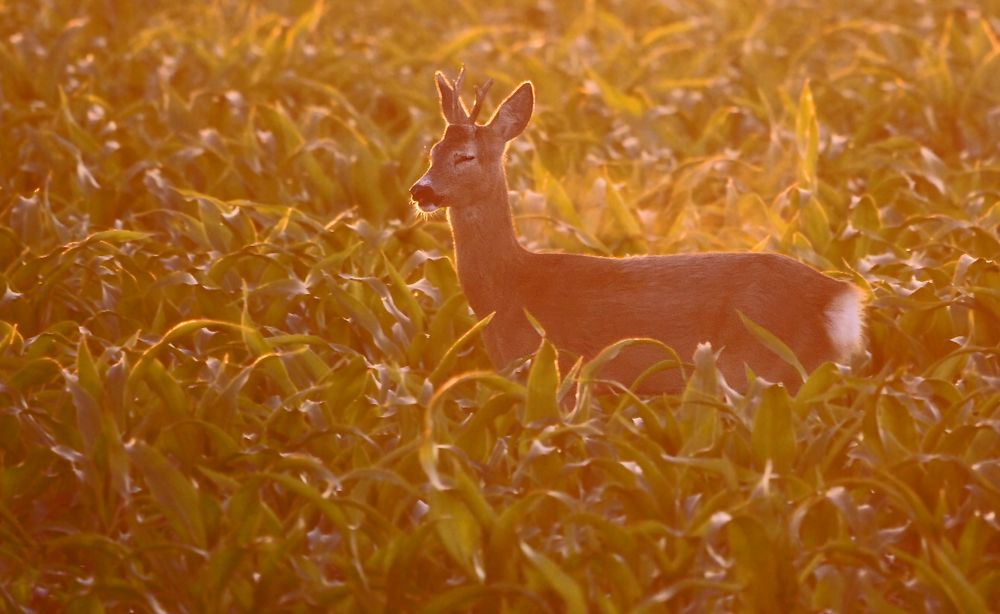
447, 178, 527, 316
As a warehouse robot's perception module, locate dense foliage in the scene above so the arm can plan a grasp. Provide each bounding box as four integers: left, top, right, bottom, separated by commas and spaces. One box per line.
1, 0, 998, 611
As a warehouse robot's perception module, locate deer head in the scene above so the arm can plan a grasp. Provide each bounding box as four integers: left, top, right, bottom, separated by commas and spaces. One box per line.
410, 68, 534, 213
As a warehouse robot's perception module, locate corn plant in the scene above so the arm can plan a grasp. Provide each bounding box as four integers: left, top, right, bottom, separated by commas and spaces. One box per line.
1, 0, 997, 611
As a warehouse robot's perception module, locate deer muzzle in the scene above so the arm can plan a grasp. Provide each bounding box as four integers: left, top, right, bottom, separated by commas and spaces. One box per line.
409, 177, 441, 212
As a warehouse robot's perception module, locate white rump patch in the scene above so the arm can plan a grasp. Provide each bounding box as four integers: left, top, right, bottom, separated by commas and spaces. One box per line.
825, 287, 865, 359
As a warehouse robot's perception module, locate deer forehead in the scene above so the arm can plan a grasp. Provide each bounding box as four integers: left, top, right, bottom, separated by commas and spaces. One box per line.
437, 125, 476, 151
434, 125, 498, 157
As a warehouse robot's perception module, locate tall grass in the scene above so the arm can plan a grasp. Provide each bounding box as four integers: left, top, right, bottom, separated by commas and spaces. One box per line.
1, 0, 998, 611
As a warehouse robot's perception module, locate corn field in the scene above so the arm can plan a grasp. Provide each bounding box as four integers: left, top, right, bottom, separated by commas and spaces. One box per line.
1, 0, 998, 611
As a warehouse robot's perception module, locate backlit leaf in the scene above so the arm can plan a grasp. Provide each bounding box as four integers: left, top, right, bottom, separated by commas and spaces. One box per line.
521, 541, 587, 614
737, 311, 808, 383
796, 80, 819, 188
525, 338, 560, 424
751, 386, 796, 472
4, 3, 998, 610
127, 440, 207, 548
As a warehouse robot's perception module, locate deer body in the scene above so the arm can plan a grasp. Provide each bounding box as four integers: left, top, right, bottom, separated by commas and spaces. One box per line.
411, 70, 864, 392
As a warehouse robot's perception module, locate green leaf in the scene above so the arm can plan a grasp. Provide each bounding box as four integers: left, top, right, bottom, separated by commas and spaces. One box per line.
455, 392, 519, 458
484, 494, 544, 583
737, 311, 808, 383
381, 253, 427, 354
851, 195, 881, 233
258, 103, 305, 159
76, 334, 102, 401
751, 385, 796, 472
429, 490, 481, 578
428, 312, 494, 385
795, 361, 841, 402
8, 357, 62, 390
678, 344, 723, 455
877, 396, 919, 455
891, 545, 990, 614
727, 516, 795, 612
799, 195, 832, 253
141, 357, 189, 419
452, 463, 497, 528
127, 440, 207, 548
68, 375, 127, 479
536, 160, 584, 229
85, 229, 154, 244
587, 69, 643, 117
260, 472, 356, 535
521, 541, 587, 614
579, 337, 685, 392
129, 319, 245, 384
678, 405, 719, 457
681, 342, 722, 404
421, 584, 547, 614
422, 371, 525, 490
796, 80, 819, 188
58, 87, 101, 157
524, 338, 560, 424
604, 176, 645, 250
330, 283, 403, 360
198, 198, 234, 253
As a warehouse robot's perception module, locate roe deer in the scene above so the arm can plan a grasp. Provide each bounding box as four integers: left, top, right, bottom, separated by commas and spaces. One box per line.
409, 68, 865, 393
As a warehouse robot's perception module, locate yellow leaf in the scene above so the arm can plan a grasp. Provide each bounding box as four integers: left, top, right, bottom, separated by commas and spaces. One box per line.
795, 80, 819, 188
525, 338, 560, 424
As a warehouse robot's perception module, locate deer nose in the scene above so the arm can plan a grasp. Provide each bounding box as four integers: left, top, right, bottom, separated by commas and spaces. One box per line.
409, 177, 440, 208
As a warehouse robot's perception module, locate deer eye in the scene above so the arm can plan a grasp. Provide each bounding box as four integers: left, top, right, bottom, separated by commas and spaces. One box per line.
454, 153, 475, 165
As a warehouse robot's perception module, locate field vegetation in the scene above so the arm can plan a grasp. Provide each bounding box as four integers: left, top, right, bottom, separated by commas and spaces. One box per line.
1, 0, 998, 611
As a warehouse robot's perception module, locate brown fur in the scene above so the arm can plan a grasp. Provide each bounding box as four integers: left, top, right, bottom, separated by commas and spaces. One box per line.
411, 70, 861, 392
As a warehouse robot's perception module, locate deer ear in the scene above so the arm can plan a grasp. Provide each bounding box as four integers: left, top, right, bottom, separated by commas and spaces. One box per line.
436, 71, 470, 124
487, 82, 533, 141
435, 72, 457, 123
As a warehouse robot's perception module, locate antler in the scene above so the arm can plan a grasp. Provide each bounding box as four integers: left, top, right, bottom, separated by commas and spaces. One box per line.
452, 66, 466, 123
446, 66, 492, 125
468, 78, 494, 124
